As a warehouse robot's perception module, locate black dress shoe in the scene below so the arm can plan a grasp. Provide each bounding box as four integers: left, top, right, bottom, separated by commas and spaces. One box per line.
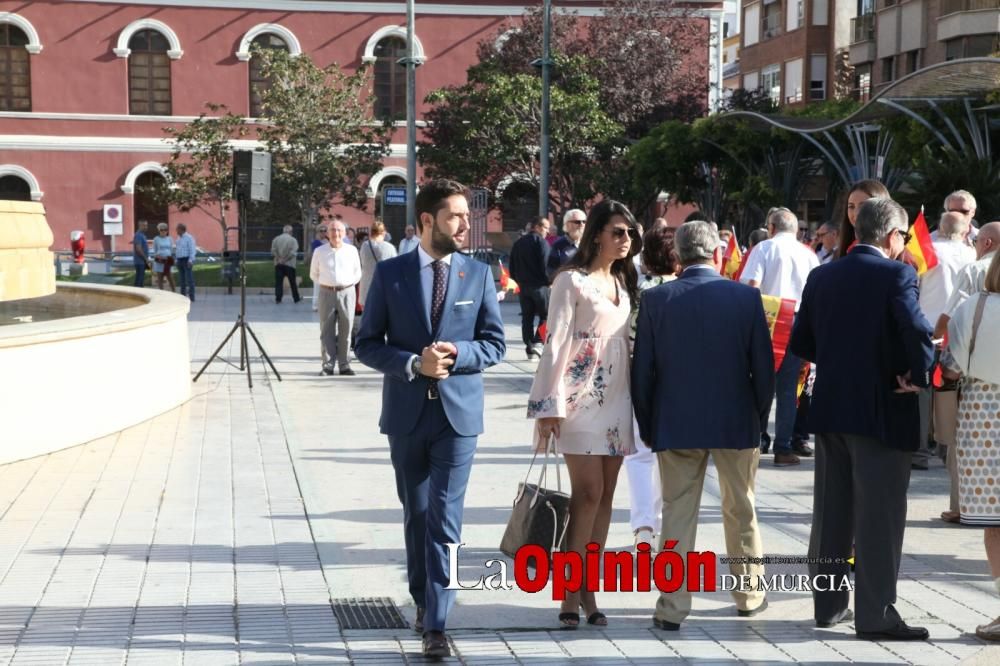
792, 441, 814, 457
857, 622, 929, 641
414, 607, 424, 633
738, 597, 768, 617
816, 608, 854, 628
339, 367, 356, 376
652, 617, 680, 631
422, 631, 451, 658
322, 365, 335, 376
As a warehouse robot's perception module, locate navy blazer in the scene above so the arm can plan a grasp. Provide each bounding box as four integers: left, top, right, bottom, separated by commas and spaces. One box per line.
632, 265, 775, 451
355, 250, 506, 437
788, 245, 934, 450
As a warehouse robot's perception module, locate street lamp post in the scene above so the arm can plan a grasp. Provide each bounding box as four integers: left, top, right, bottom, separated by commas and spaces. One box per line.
532, 0, 552, 219
403, 0, 419, 228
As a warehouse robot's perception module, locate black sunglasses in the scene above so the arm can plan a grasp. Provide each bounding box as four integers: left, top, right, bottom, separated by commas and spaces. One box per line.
894, 228, 912, 244
610, 227, 638, 239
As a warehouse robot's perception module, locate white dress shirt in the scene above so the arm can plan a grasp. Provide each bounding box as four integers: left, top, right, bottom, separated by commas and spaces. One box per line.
739, 232, 819, 309
399, 236, 420, 254
944, 250, 998, 317
310, 242, 361, 288
174, 233, 196, 260
918, 239, 976, 324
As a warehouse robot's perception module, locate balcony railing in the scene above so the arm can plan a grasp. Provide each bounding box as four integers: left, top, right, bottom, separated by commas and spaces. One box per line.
762, 11, 783, 39
851, 13, 875, 44
941, 0, 1000, 13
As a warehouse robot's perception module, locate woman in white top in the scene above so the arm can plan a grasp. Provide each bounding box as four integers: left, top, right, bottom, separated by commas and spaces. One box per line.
359, 221, 398, 307
626, 225, 679, 551
151, 223, 175, 292
942, 251, 1000, 641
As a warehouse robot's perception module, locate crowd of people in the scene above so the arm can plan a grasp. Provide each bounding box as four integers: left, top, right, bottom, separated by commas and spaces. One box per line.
248, 174, 998, 658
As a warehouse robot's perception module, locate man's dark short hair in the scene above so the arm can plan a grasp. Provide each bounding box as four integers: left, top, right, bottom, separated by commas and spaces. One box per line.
415, 179, 468, 232
532, 216, 549, 229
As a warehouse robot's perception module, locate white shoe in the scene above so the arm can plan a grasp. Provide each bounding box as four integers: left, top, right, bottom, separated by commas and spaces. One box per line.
634, 527, 656, 553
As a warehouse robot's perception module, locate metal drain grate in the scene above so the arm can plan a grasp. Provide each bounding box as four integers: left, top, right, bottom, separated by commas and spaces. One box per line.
331, 597, 409, 629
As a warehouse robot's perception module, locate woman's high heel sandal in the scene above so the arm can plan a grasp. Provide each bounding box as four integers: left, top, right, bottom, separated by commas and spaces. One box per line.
558, 612, 580, 628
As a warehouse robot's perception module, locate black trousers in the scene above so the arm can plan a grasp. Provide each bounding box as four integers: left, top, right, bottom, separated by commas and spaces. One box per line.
275, 264, 300, 303
518, 286, 549, 348
809, 432, 911, 631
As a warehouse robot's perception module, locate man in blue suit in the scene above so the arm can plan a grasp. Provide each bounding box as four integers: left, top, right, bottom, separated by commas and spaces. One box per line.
355, 179, 506, 658
633, 221, 775, 631
790, 197, 934, 641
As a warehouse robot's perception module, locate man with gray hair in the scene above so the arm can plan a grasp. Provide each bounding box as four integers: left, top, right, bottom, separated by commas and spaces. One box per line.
633, 221, 774, 631
271, 224, 301, 304
547, 208, 586, 279
933, 189, 979, 244
740, 207, 820, 464
790, 197, 934, 640
398, 224, 420, 254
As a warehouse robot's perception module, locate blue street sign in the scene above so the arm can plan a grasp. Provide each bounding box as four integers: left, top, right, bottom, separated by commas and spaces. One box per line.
384, 187, 406, 206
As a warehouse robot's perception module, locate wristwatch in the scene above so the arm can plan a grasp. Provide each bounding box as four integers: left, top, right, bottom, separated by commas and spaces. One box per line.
410, 356, 423, 378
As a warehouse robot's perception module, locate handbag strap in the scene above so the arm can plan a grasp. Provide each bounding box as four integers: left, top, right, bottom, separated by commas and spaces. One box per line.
522, 433, 563, 495
967, 292, 988, 371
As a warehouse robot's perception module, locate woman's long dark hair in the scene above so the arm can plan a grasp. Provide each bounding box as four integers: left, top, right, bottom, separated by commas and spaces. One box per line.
837, 179, 890, 258
562, 200, 642, 302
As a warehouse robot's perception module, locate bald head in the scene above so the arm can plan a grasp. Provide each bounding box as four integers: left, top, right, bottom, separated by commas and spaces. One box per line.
938, 212, 968, 241
976, 221, 1000, 259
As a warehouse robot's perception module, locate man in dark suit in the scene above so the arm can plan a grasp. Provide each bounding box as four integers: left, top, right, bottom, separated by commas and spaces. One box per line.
355, 180, 506, 658
790, 197, 934, 640
509, 216, 551, 359
633, 221, 775, 631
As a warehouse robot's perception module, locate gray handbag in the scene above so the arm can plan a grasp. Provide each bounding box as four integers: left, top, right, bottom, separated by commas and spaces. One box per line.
499, 436, 571, 559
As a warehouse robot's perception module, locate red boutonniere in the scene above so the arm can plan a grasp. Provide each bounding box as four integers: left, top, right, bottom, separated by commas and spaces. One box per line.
458, 271, 465, 279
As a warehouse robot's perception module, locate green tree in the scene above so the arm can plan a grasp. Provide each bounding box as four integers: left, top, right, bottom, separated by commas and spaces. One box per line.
160, 103, 248, 256
254, 48, 392, 255
419, 54, 621, 220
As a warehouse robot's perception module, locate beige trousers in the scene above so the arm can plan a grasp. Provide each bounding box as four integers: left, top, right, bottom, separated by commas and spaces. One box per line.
655, 447, 766, 624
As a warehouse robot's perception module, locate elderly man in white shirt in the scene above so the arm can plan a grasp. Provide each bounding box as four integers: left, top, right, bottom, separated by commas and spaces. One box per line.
398, 225, 420, 254
740, 207, 820, 466
174, 223, 197, 301
310, 219, 362, 376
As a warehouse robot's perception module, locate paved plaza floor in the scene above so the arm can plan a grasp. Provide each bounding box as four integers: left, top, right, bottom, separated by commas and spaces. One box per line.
3, 289, 1000, 664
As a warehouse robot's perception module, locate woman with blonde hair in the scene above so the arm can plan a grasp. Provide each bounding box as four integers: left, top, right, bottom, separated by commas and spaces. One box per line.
527, 199, 642, 628
942, 251, 1000, 640
152, 222, 175, 291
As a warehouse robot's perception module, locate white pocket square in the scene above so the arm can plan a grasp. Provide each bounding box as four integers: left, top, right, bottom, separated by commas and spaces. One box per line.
455, 300, 474, 306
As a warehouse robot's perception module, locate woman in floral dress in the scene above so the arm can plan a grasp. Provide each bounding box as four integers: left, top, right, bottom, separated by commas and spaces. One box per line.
527, 200, 642, 628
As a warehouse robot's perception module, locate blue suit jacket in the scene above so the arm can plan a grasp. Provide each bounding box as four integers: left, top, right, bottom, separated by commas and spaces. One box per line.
632, 265, 775, 451
355, 250, 506, 437
788, 245, 934, 450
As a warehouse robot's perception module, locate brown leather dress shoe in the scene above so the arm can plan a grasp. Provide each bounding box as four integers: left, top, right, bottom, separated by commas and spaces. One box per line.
774, 452, 801, 467
422, 631, 450, 658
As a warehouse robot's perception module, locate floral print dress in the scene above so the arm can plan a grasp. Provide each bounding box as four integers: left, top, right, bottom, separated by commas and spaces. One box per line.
527, 270, 636, 456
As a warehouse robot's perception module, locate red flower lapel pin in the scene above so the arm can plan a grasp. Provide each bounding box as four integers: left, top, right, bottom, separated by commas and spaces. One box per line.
458, 271, 465, 279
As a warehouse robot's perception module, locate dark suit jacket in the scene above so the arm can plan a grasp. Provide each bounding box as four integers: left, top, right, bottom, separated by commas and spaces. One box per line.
355, 250, 506, 437
789, 245, 934, 450
509, 232, 551, 289
632, 265, 775, 451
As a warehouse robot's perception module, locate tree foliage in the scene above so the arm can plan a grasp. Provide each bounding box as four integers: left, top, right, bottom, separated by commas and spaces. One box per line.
254, 48, 392, 250
160, 103, 247, 253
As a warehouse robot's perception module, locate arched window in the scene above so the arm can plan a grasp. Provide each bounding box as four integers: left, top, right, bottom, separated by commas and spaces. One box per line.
249, 33, 289, 118
0, 24, 30, 111
0, 175, 31, 201
134, 171, 168, 231
128, 30, 171, 115
373, 37, 406, 121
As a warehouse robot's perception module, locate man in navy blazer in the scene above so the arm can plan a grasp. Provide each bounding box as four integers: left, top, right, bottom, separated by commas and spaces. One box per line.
633, 221, 775, 630
355, 180, 505, 658
790, 197, 934, 641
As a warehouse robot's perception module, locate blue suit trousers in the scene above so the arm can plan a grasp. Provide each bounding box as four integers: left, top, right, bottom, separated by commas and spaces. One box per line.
388, 398, 477, 633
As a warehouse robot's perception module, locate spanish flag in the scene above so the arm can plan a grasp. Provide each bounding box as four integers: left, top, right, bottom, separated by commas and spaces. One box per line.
904, 210, 938, 275
760, 294, 796, 370
498, 259, 519, 294
721, 233, 742, 279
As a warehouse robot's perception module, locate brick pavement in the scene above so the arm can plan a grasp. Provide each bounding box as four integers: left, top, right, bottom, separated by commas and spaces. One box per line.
0, 292, 998, 664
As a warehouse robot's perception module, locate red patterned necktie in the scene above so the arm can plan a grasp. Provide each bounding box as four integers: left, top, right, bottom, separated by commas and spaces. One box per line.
431, 260, 447, 332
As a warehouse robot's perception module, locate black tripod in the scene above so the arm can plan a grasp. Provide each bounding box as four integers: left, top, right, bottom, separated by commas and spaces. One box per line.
193, 191, 281, 389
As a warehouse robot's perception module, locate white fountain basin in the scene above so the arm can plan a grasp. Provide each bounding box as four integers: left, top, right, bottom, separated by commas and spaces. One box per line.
0, 283, 191, 463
